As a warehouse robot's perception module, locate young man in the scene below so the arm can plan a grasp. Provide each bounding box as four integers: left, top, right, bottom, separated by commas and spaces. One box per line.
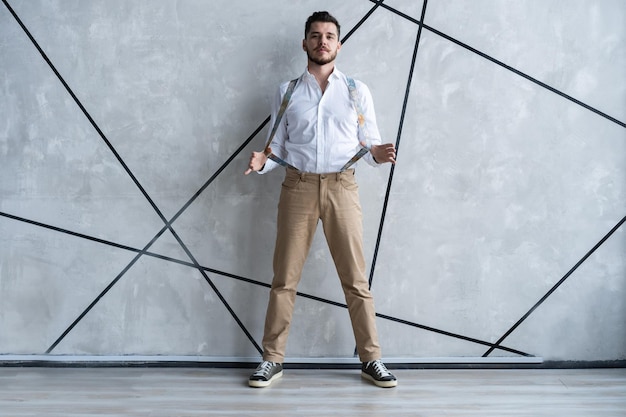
244, 11, 397, 388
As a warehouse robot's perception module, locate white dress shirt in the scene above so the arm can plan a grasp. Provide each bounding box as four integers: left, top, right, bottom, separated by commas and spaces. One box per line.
259, 67, 382, 174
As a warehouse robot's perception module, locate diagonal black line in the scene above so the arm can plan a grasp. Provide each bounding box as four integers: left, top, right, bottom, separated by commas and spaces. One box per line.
341, 0, 385, 44
2, 0, 528, 358
0, 211, 142, 254
0, 211, 530, 356
1, 0, 167, 223
2, 1, 264, 354
0, 209, 263, 354
41, 220, 263, 353
200, 267, 532, 357
113, 117, 271, 354
168, 116, 270, 226
3, 0, 173, 351
368, 0, 428, 290
375, 313, 531, 357
482, 215, 626, 357
364, 0, 625, 360
368, 0, 419, 23
355, 0, 428, 359
119, 3, 400, 359
45, 230, 169, 353
3, 0, 179, 348
128, 1, 397, 239
370, 0, 626, 129
159, 219, 264, 354
167, 2, 389, 229
213, 271, 531, 356
4, 0, 394, 356
198, 264, 531, 356
50, 115, 268, 352
423, 24, 626, 128
5, 0, 594, 361
46, 0, 394, 351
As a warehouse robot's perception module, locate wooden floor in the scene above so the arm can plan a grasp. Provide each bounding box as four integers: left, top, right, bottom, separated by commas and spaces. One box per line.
0, 367, 625, 416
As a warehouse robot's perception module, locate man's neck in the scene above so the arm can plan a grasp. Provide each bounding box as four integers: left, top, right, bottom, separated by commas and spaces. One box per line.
308, 61, 335, 92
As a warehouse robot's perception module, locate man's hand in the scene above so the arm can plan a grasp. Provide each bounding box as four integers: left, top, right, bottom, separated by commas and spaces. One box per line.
244, 149, 270, 175
370, 143, 396, 164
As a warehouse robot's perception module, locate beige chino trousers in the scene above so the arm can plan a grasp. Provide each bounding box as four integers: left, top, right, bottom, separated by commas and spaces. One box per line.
261, 167, 382, 363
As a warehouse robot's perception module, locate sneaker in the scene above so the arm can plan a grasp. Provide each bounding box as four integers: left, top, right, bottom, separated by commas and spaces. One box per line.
361, 360, 398, 388
248, 361, 283, 388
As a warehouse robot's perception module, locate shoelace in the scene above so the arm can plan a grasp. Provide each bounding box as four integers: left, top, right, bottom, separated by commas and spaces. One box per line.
253, 361, 275, 377
369, 360, 392, 377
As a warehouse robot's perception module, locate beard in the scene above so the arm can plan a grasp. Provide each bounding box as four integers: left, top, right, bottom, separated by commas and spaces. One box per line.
306, 47, 337, 65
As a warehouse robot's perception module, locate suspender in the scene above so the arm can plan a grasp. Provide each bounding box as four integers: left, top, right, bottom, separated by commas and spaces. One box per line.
263, 76, 372, 172
262, 78, 299, 170
340, 77, 372, 171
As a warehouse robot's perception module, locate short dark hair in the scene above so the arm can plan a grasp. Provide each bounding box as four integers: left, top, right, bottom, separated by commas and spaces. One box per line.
305, 11, 340, 39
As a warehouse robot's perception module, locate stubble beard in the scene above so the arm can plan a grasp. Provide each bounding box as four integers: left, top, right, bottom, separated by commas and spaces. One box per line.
306, 48, 337, 66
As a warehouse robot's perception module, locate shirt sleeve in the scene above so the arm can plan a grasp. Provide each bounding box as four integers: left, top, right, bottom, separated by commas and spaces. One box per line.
258, 83, 289, 175
356, 81, 383, 167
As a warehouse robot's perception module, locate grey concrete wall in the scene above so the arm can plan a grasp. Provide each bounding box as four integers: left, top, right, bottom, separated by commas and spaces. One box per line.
1, 0, 624, 362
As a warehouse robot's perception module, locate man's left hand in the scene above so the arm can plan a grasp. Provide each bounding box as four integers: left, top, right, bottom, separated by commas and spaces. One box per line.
370, 143, 396, 164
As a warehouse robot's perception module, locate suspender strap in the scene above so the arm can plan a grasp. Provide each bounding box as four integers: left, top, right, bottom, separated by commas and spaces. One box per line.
266, 152, 298, 170
264, 75, 372, 172
340, 77, 371, 172
264, 78, 299, 170
340, 147, 370, 172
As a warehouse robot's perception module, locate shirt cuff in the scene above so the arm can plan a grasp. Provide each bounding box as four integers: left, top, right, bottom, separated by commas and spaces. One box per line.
257, 158, 278, 174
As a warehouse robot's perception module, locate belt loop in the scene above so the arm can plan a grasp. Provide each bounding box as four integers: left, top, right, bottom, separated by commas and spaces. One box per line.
300, 171, 306, 182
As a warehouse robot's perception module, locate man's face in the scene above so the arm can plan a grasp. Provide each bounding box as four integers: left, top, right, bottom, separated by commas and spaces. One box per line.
303, 21, 341, 66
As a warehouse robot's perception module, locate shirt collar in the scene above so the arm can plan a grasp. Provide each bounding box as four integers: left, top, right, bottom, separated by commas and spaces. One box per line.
303, 66, 344, 83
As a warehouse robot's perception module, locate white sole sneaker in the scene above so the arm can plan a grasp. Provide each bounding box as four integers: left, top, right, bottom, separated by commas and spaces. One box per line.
361, 371, 398, 388
248, 370, 283, 388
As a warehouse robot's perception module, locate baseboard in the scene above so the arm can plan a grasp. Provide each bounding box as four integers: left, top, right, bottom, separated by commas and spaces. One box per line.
1, 355, 623, 369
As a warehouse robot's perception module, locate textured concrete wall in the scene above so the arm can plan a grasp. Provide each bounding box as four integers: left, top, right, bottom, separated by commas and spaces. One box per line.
1, 0, 624, 362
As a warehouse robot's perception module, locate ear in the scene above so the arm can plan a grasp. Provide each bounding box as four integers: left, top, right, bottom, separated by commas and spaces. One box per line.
337, 41, 342, 52
302, 39, 307, 51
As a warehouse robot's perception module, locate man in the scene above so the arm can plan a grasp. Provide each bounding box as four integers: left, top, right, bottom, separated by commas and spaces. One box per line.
244, 11, 397, 388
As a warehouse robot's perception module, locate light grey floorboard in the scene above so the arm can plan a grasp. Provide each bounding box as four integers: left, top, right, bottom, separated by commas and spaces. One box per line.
0, 367, 624, 416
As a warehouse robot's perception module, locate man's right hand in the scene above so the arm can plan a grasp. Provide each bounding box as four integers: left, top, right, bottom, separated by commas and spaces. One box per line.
244, 149, 269, 175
